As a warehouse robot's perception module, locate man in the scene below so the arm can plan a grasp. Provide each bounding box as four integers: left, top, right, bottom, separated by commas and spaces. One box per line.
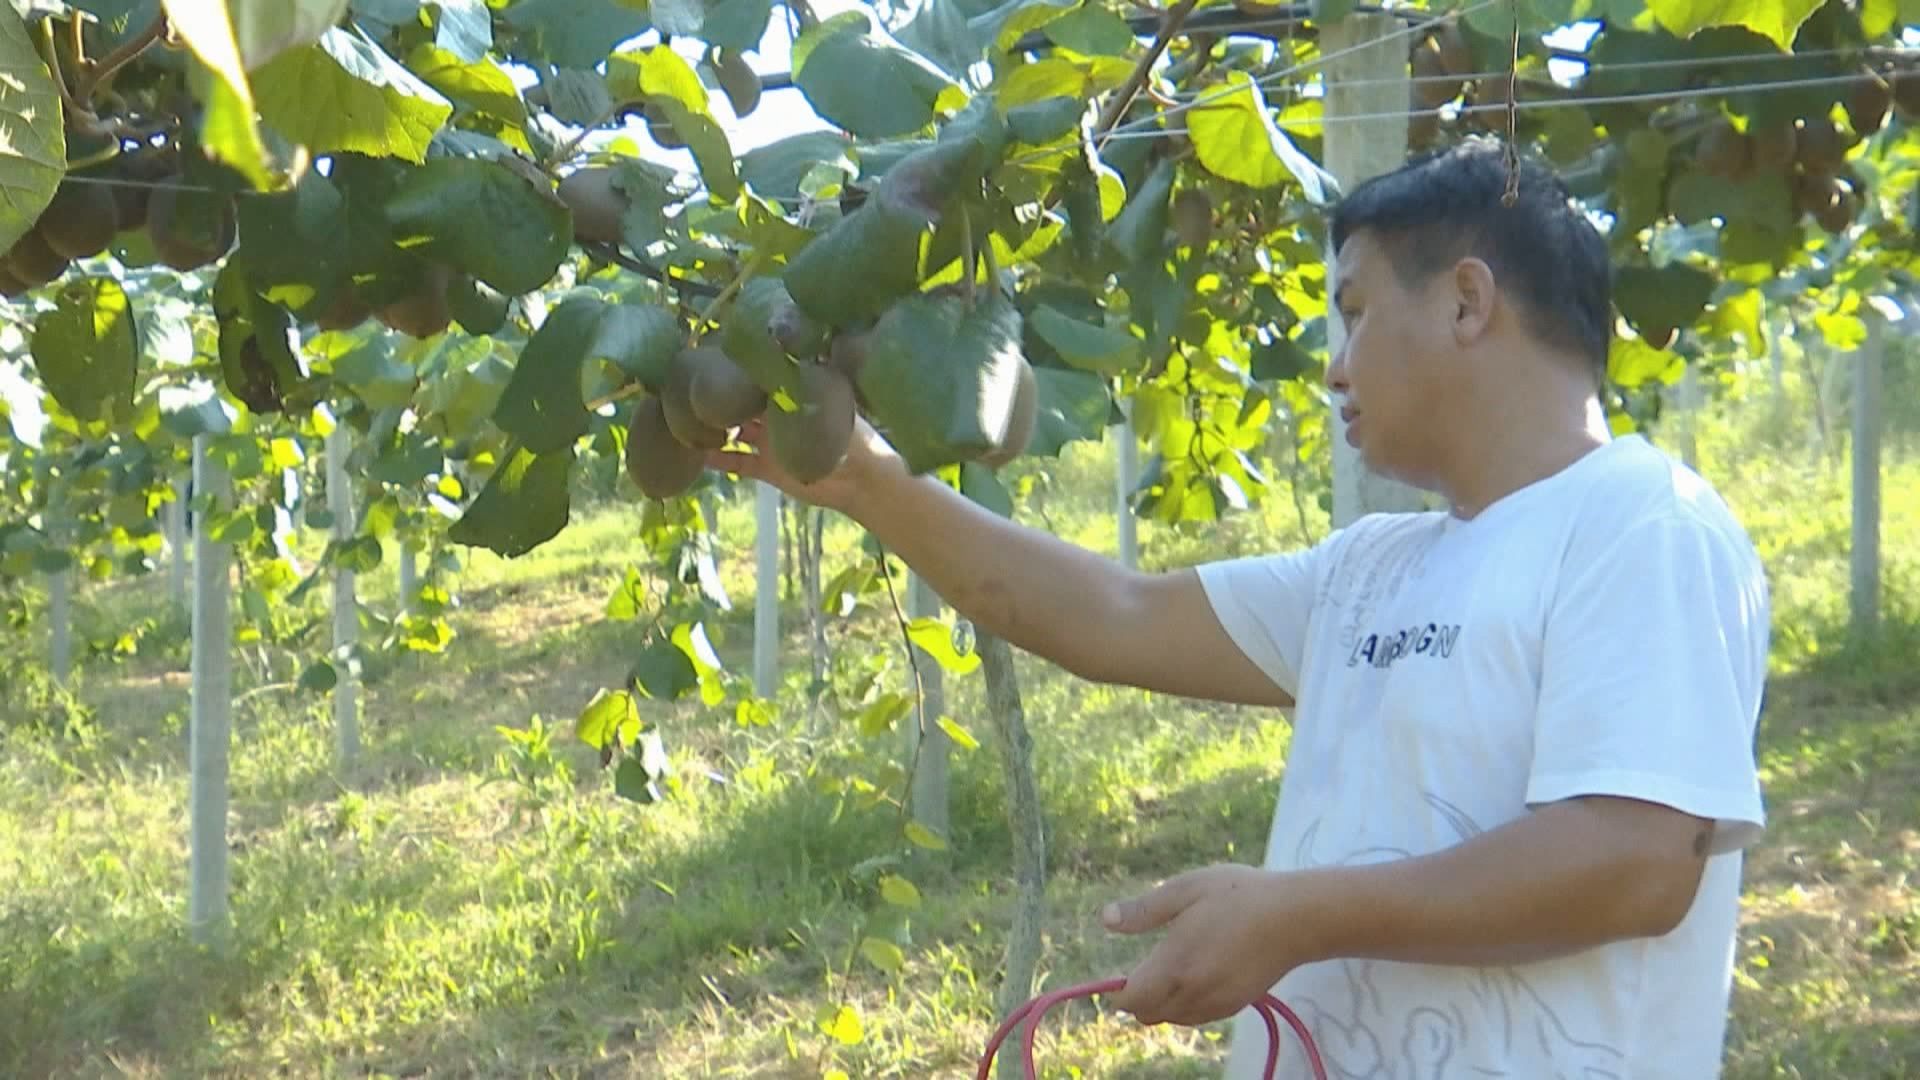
712, 139, 1770, 1079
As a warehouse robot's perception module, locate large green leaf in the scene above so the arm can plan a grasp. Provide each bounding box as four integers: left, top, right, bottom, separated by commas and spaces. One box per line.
163, 0, 273, 187
651, 0, 772, 52
608, 46, 740, 201
431, 0, 493, 60
232, 0, 350, 69
447, 445, 574, 557
1029, 305, 1141, 374
575, 687, 642, 749
1187, 71, 1335, 200
1029, 365, 1109, 457
253, 27, 453, 163
384, 157, 570, 296
854, 289, 1029, 474
30, 277, 139, 426
793, 14, 960, 140
493, 296, 603, 453
1646, 0, 1821, 49
235, 171, 351, 313
587, 302, 681, 391
1614, 263, 1717, 335
741, 132, 856, 200
407, 45, 528, 125
0, 7, 65, 255
503, 0, 650, 68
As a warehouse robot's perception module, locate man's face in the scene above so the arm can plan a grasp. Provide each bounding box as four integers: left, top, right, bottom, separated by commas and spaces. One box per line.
1324, 229, 1458, 486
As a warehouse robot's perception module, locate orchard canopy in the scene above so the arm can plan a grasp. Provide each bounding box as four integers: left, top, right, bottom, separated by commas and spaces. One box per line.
0, 0, 1915, 655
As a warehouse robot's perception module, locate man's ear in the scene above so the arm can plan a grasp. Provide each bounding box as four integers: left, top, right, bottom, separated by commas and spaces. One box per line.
1450, 257, 1498, 345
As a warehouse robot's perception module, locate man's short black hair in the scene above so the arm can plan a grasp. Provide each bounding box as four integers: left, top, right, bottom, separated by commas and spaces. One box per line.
1328, 137, 1613, 383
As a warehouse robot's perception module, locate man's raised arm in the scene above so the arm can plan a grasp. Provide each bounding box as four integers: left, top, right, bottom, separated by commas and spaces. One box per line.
711, 418, 1295, 709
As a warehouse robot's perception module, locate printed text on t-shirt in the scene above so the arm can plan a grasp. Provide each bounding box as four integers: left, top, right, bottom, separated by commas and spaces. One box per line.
1347, 622, 1462, 668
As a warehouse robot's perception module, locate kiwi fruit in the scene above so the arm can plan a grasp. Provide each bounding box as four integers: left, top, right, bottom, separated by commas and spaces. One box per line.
1694, 120, 1751, 180
312, 287, 372, 331
661, 347, 730, 450
626, 395, 708, 498
1172, 188, 1212, 250
1434, 22, 1472, 75
1846, 78, 1890, 136
980, 358, 1038, 469
826, 327, 870, 383
1893, 72, 1920, 121
147, 177, 237, 271
556, 166, 627, 245
111, 182, 150, 232
1793, 117, 1847, 172
1412, 43, 1462, 109
714, 48, 761, 118
38, 182, 119, 260
7, 228, 70, 287
768, 298, 826, 357
768, 362, 856, 484
1643, 325, 1676, 350
687, 347, 768, 429
645, 103, 686, 149
377, 264, 454, 338
0, 264, 31, 298
1747, 117, 1797, 173
1814, 188, 1857, 233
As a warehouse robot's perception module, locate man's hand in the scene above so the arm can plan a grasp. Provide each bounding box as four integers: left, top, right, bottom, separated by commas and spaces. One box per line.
706, 412, 905, 516
1100, 865, 1314, 1027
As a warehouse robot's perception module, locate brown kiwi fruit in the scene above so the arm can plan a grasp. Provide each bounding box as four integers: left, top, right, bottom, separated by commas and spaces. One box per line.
687, 346, 769, 429
769, 299, 826, 357
1747, 117, 1797, 173
1792, 170, 1839, 217
556, 166, 627, 245
661, 347, 730, 450
980, 358, 1038, 469
7, 228, 70, 287
768, 363, 856, 484
377, 264, 454, 338
1172, 188, 1212, 250
147, 177, 237, 271
825, 327, 870, 384
1846, 78, 1891, 137
626, 395, 708, 498
714, 48, 761, 118
1412, 43, 1462, 109
313, 287, 372, 331
1643, 325, 1677, 350
1434, 21, 1472, 75
38, 182, 119, 260
1793, 116, 1847, 172
0, 264, 31, 298
1694, 120, 1751, 180
1893, 72, 1920, 121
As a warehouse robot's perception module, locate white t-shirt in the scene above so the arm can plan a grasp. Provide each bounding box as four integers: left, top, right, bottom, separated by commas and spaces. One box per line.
1195, 435, 1770, 1080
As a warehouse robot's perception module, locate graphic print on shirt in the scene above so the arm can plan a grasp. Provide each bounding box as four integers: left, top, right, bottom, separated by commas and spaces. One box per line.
1282, 793, 1627, 1080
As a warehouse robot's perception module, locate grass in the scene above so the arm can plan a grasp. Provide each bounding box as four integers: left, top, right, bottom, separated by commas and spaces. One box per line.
3, 390, 1919, 1079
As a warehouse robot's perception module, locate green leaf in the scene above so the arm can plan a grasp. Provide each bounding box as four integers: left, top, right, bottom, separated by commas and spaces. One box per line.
1250, 331, 1316, 382
1188, 71, 1335, 201
588, 302, 682, 392
614, 746, 670, 802
609, 46, 740, 201
630, 640, 699, 699
960, 460, 1013, 516
447, 444, 574, 557
651, 0, 772, 52
432, 0, 493, 60
300, 659, 339, 692
0, 7, 66, 255
879, 874, 923, 908
1043, 4, 1135, 54
859, 937, 907, 973
1005, 96, 1084, 145
232, 0, 350, 69
407, 45, 528, 125
213, 266, 309, 414
235, 171, 351, 313
504, 0, 650, 68
1106, 157, 1174, 266
158, 384, 237, 438
1645, 0, 1821, 49
820, 1004, 865, 1045
792, 14, 960, 139
906, 616, 981, 675
855, 290, 1030, 474
1814, 311, 1866, 350
1607, 337, 1683, 388
904, 821, 948, 851
740, 132, 856, 201
30, 277, 139, 426
253, 27, 453, 163
162, 0, 272, 187
331, 333, 417, 408
542, 66, 612, 127
935, 716, 979, 751
494, 296, 603, 454
1030, 305, 1141, 374
384, 157, 569, 296
575, 687, 642, 750
1029, 366, 1110, 457
1613, 263, 1717, 336
857, 692, 913, 736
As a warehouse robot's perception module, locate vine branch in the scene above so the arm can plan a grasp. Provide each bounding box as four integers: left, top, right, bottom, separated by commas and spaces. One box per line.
1095, 0, 1202, 142
77, 10, 167, 102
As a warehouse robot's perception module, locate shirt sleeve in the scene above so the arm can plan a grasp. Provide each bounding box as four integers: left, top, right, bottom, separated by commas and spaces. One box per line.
1194, 529, 1344, 701
1525, 508, 1771, 855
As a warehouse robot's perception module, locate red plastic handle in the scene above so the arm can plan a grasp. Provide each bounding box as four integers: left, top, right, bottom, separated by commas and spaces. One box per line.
975, 977, 1328, 1080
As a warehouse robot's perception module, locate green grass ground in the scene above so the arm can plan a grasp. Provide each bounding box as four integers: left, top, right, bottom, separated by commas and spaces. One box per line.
3, 398, 1918, 1079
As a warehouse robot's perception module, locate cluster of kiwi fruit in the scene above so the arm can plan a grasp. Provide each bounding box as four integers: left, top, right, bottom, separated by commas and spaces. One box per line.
622, 285, 1040, 502
0, 150, 235, 297
1692, 103, 1871, 234
1407, 20, 1476, 147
